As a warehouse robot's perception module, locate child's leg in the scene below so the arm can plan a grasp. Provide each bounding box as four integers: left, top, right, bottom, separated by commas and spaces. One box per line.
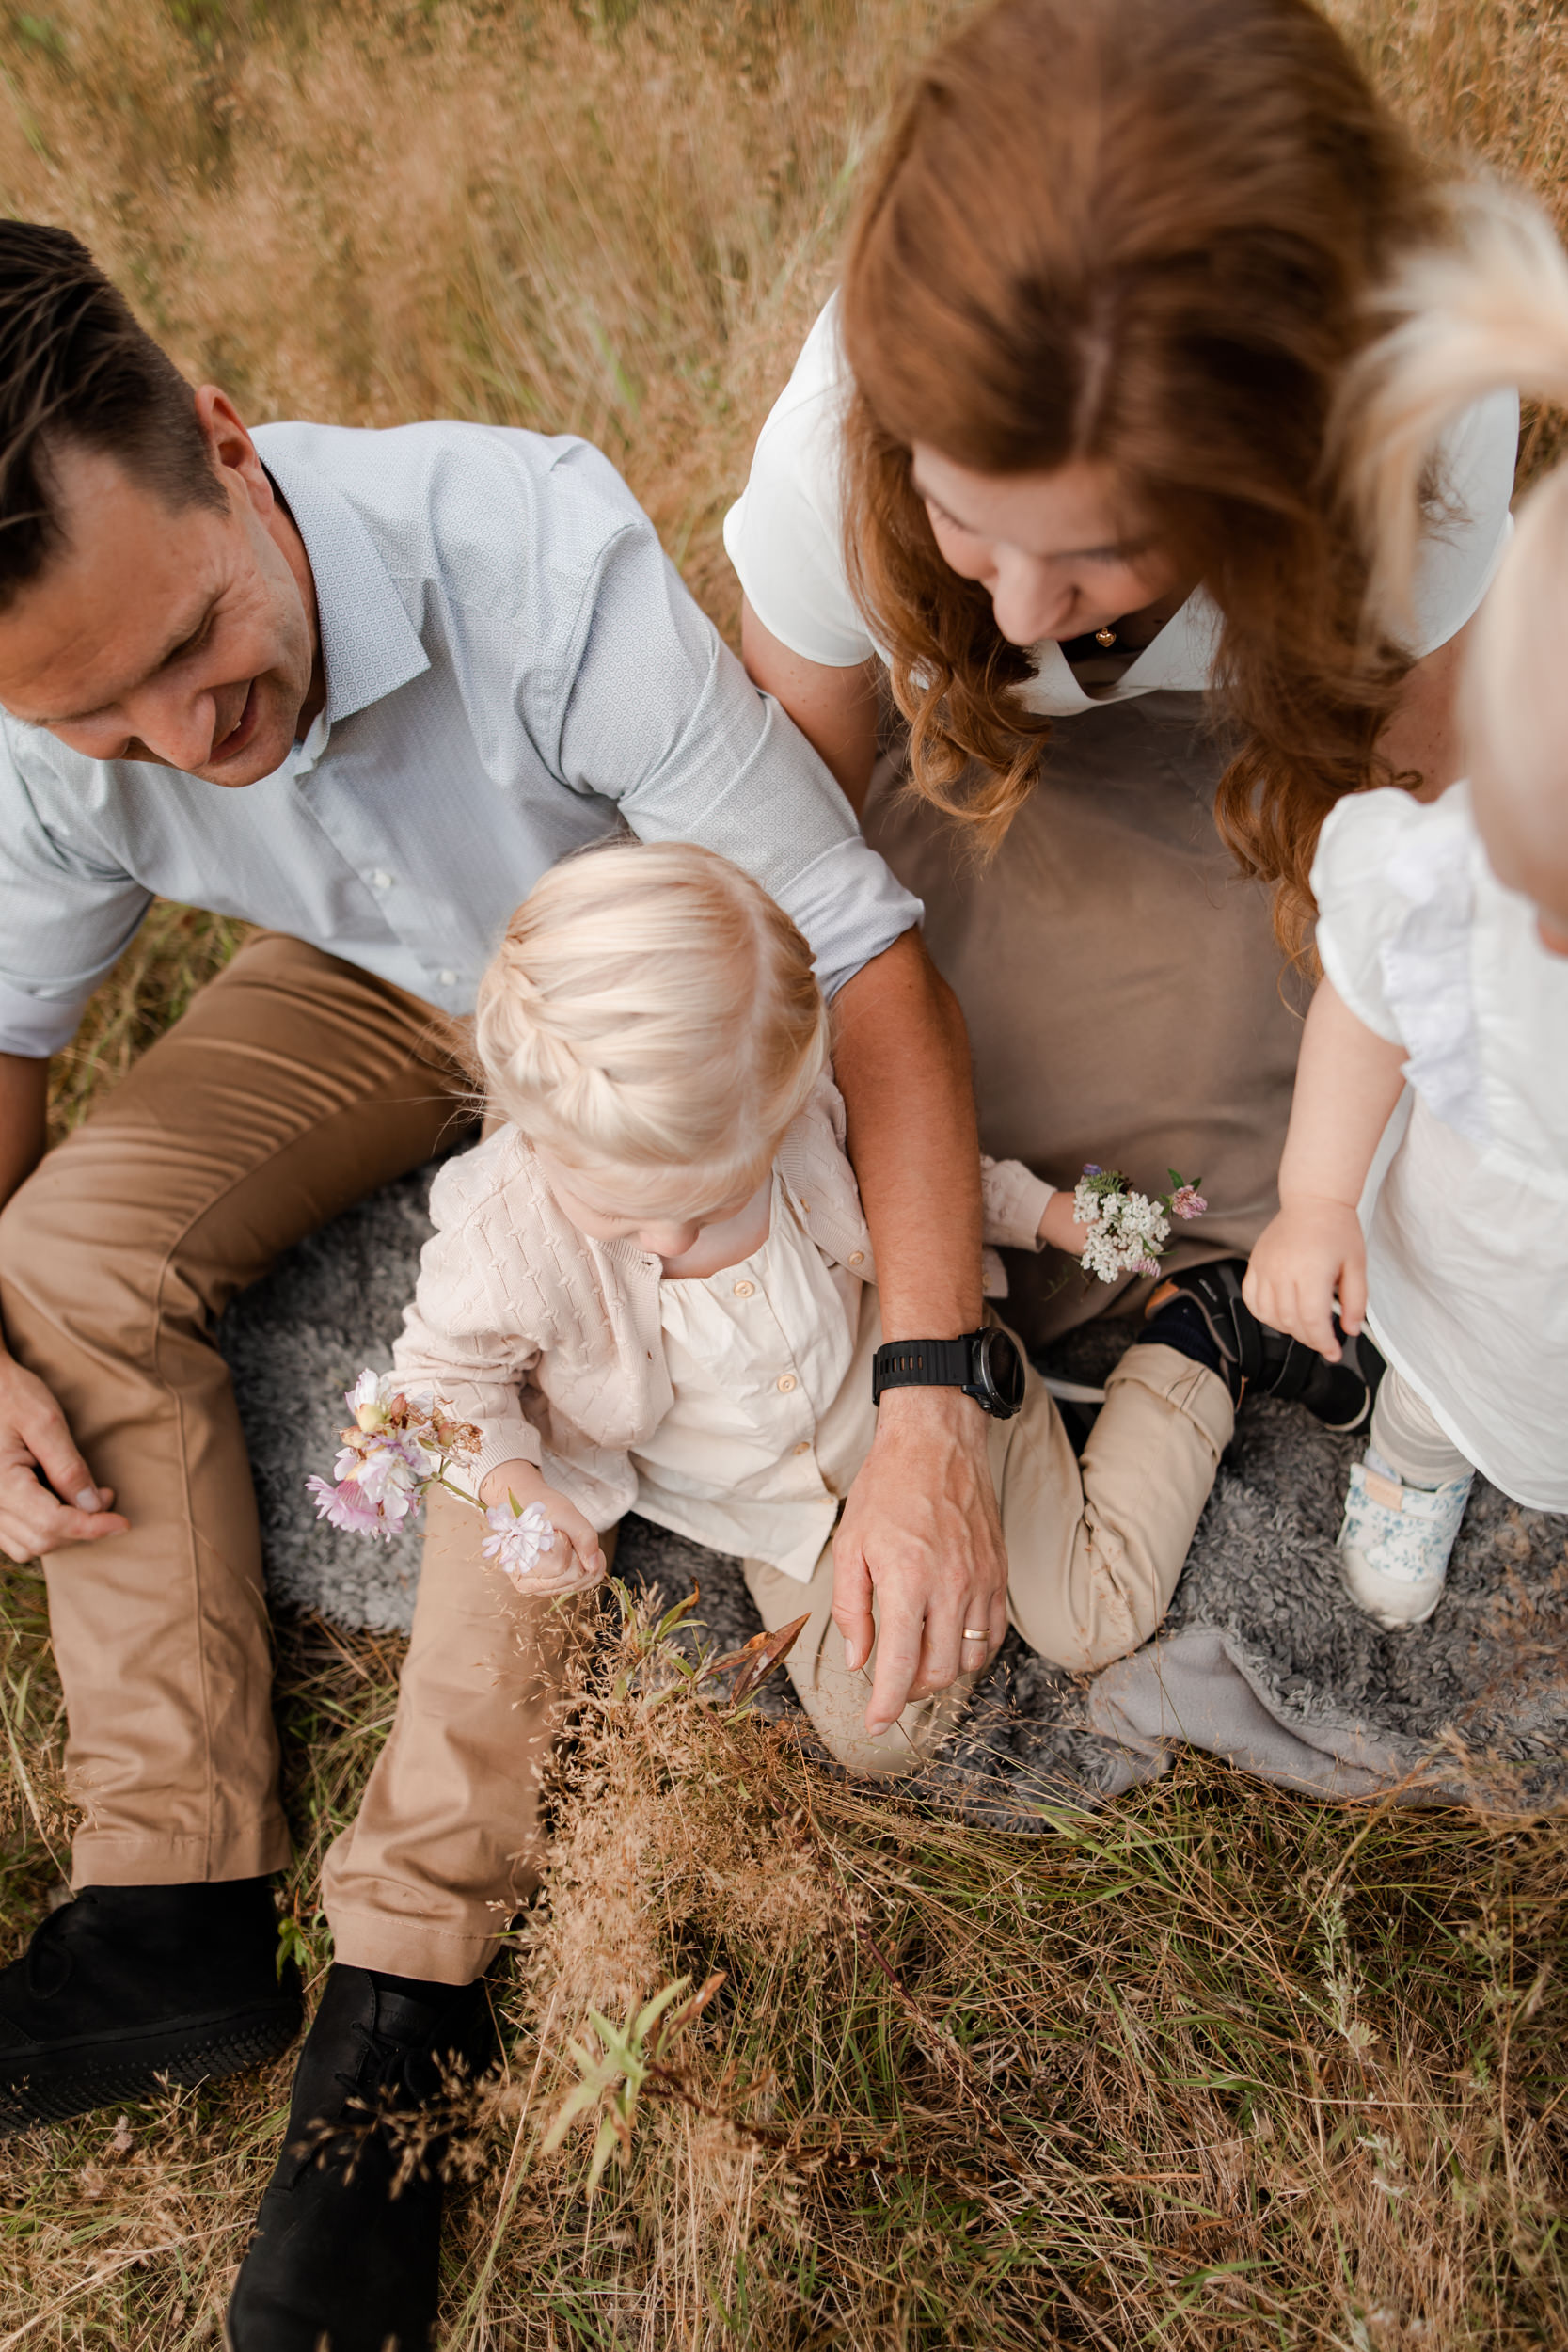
742, 1546, 976, 1777
1366, 1365, 1474, 1486
742, 1321, 1229, 1770
1338, 1366, 1474, 1629
999, 1341, 1233, 1673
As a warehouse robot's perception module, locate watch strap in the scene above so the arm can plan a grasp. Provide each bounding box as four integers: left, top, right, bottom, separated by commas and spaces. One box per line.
872, 1335, 974, 1402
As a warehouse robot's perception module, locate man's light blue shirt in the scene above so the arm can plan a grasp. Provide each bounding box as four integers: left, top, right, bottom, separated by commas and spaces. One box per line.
0, 419, 920, 1055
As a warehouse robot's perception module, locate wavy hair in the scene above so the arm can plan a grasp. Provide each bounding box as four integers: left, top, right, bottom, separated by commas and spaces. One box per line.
838, 0, 1447, 949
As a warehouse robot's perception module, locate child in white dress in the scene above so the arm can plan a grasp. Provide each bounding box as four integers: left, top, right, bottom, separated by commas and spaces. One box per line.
1244, 185, 1568, 1628
393, 838, 1238, 1771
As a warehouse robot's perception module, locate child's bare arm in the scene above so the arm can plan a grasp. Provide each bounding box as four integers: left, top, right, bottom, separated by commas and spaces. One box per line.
1243, 979, 1406, 1359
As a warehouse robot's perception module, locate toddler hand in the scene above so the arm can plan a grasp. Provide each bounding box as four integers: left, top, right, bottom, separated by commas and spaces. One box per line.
479, 1458, 607, 1590
1243, 1198, 1367, 1361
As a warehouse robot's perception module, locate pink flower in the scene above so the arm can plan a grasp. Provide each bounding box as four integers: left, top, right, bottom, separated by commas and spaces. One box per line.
482, 1499, 558, 1588
341, 1431, 424, 1512
1135, 1256, 1163, 1279
306, 1473, 404, 1542
1170, 1185, 1208, 1220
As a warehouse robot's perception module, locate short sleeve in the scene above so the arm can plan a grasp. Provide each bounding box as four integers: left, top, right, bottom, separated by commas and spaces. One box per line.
1408, 389, 1518, 657
0, 727, 151, 1055
1311, 787, 1452, 1043
722, 300, 879, 670
551, 485, 920, 998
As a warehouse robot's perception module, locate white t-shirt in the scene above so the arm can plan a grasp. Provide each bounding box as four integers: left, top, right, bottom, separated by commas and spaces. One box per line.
1313, 784, 1568, 1509
724, 297, 1520, 707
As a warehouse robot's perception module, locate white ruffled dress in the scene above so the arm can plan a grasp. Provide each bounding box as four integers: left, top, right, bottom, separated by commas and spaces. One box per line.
1312, 783, 1568, 1511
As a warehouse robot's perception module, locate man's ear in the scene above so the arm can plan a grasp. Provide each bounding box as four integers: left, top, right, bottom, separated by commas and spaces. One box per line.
193, 384, 272, 519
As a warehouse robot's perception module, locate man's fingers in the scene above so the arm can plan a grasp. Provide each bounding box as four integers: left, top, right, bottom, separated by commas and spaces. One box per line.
831, 1532, 875, 1677
0, 1468, 128, 1560
864, 1605, 925, 1738
10, 1402, 101, 1516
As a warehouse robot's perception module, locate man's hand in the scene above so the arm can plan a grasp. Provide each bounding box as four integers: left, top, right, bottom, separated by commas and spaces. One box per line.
0, 1350, 126, 1562
1243, 1199, 1368, 1361
479, 1456, 607, 1584
832, 1386, 1006, 1738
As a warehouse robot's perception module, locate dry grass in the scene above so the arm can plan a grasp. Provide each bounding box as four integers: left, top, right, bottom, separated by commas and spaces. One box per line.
0, 0, 1564, 2343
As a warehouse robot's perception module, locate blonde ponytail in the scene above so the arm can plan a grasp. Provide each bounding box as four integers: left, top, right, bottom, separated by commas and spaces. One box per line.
1338, 180, 1568, 639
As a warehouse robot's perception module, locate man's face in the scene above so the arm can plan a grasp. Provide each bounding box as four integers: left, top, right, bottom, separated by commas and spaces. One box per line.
0, 394, 319, 786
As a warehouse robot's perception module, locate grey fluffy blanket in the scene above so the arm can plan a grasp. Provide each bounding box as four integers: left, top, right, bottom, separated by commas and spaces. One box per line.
220, 1166, 1568, 1815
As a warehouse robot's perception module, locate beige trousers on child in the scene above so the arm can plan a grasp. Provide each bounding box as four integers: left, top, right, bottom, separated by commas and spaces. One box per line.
744, 1299, 1233, 1777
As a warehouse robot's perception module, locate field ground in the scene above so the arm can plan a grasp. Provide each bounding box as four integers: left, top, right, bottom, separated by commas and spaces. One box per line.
0, 3, 1565, 2344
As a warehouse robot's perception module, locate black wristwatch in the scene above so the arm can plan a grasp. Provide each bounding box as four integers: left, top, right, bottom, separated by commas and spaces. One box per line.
871, 1327, 1025, 1420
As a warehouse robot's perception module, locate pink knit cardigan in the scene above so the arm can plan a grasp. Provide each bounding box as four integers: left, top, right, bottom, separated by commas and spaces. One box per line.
394, 1075, 1053, 1530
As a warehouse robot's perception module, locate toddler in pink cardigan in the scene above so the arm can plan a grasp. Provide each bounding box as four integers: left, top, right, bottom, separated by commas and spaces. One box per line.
394, 839, 1236, 1772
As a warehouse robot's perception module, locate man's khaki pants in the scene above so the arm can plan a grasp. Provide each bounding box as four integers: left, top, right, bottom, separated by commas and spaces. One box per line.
0, 931, 583, 1983
745, 1305, 1233, 1777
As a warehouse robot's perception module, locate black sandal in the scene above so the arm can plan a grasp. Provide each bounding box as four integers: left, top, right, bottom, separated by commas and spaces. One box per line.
1147, 1257, 1386, 1432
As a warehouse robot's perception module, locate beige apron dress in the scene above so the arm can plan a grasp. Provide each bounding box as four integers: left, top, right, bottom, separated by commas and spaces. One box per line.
864, 690, 1311, 1350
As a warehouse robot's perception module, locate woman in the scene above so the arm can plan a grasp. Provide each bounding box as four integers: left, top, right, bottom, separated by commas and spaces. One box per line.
727, 0, 1515, 1358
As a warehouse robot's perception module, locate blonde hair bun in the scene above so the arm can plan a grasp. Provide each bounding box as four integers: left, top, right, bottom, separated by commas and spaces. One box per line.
476, 840, 829, 1209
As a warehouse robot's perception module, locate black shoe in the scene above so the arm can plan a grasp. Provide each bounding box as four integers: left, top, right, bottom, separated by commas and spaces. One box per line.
227, 1964, 500, 2352
1148, 1257, 1386, 1431
0, 1878, 302, 2135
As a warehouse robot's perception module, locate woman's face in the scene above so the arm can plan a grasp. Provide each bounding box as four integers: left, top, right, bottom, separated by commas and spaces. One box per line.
911, 447, 1187, 646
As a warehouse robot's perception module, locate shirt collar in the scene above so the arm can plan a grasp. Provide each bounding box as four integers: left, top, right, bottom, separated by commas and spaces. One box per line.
1014, 586, 1223, 716
255, 430, 431, 728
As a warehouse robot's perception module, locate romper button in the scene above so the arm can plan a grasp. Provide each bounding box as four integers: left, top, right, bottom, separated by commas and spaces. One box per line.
777, 1374, 797, 1393
370, 869, 395, 890
848, 1250, 864, 1266
438, 968, 457, 987
733, 1279, 755, 1298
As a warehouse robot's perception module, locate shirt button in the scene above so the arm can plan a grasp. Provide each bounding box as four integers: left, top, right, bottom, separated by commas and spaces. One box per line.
792, 1439, 811, 1456
733, 1279, 755, 1298
799, 1200, 811, 1213
370, 869, 395, 890
777, 1373, 797, 1393
848, 1250, 864, 1266
437, 969, 458, 987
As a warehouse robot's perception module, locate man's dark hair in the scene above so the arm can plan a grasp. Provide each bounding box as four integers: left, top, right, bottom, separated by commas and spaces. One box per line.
0, 219, 227, 607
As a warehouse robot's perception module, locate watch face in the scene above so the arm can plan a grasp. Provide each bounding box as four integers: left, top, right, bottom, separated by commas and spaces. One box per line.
977, 1327, 1026, 1416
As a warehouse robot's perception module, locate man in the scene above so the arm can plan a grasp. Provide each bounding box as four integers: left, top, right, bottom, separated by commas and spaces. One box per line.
0, 226, 1004, 2348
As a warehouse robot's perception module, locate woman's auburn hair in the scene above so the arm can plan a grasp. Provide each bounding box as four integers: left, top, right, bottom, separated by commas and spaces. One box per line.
838, 0, 1446, 951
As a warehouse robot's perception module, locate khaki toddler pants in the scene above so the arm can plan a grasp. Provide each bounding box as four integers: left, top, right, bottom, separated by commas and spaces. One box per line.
744, 1299, 1233, 1776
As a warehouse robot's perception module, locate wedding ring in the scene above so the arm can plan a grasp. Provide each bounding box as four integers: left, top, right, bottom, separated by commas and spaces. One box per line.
961, 1627, 989, 1642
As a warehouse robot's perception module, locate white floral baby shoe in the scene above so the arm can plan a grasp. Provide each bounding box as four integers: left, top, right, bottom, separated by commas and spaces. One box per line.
1338, 1458, 1474, 1629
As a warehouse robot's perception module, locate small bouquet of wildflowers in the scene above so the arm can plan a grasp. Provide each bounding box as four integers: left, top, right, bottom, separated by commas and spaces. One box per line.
306, 1369, 560, 1589
1071, 1167, 1207, 1283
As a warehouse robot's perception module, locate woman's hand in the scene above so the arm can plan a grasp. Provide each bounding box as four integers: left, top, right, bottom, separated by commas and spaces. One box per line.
1243, 1200, 1367, 1361
479, 1456, 607, 1584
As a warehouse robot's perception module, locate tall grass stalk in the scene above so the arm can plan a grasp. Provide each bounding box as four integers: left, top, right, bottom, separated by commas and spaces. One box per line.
0, 2, 1562, 2344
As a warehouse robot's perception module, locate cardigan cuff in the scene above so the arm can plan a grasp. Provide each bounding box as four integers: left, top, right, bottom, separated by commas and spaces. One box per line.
980, 1155, 1056, 1252
464, 1419, 546, 1503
